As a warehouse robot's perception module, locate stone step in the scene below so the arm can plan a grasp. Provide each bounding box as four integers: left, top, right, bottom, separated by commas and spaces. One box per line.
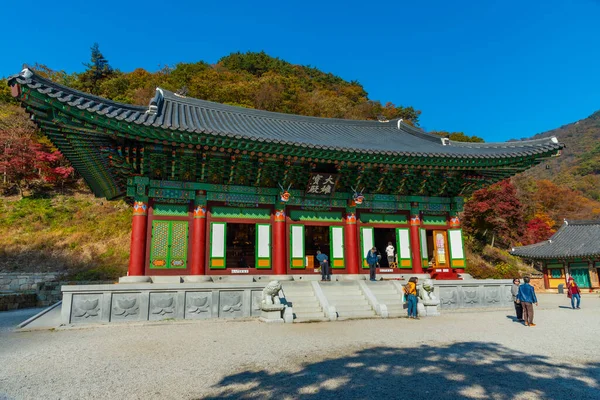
326, 299, 369, 306
288, 301, 321, 308
388, 311, 407, 318
283, 292, 316, 298
321, 290, 363, 296
374, 294, 404, 302
335, 304, 374, 312
294, 311, 326, 319
325, 296, 366, 302
292, 305, 323, 313
294, 317, 330, 323
386, 304, 406, 311
368, 288, 398, 294
337, 310, 377, 319
329, 300, 371, 309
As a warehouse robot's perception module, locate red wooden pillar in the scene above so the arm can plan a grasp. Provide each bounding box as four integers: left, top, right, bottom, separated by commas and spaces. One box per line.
273, 208, 286, 275
191, 203, 207, 275
542, 263, 550, 289
410, 214, 423, 273
344, 211, 359, 274
128, 201, 148, 276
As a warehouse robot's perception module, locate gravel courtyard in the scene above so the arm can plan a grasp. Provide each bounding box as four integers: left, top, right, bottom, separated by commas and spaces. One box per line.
1, 294, 599, 400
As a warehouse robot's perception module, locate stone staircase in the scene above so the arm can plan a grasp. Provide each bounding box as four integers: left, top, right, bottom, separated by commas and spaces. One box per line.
281, 282, 328, 323
320, 282, 376, 320
365, 281, 406, 318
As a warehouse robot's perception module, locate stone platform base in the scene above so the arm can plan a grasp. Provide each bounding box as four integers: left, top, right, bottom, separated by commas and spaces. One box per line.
34, 278, 515, 328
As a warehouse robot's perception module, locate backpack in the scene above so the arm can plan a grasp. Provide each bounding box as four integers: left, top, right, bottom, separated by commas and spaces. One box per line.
404, 283, 412, 296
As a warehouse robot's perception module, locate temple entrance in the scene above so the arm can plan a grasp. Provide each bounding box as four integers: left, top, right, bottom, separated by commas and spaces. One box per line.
208, 219, 272, 272
289, 222, 345, 271
374, 228, 396, 268
424, 230, 449, 268
226, 223, 256, 269
305, 225, 330, 270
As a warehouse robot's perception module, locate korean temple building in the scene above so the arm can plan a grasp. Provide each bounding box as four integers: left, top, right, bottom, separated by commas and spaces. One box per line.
512, 220, 600, 290
8, 68, 564, 280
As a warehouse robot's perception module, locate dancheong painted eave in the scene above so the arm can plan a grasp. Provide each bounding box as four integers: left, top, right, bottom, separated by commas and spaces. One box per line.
511, 220, 600, 260
7, 68, 563, 159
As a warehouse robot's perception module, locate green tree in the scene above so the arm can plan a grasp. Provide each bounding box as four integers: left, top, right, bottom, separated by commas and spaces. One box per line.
78, 43, 115, 95
429, 131, 484, 143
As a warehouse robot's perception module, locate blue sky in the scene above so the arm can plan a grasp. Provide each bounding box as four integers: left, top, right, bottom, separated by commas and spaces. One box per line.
1, 0, 599, 142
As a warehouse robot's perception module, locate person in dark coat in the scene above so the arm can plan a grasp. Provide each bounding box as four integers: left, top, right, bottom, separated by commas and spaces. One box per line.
316, 250, 330, 282
511, 278, 523, 321
366, 247, 379, 281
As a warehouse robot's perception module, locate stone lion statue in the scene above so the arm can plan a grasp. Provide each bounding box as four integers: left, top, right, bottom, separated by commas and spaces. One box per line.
261, 280, 282, 306
419, 278, 438, 303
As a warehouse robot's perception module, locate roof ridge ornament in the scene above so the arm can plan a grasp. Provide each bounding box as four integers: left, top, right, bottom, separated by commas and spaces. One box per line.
21, 68, 33, 79
147, 88, 164, 115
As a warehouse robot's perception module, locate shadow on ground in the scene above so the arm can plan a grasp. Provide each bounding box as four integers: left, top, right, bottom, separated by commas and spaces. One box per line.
201, 342, 600, 399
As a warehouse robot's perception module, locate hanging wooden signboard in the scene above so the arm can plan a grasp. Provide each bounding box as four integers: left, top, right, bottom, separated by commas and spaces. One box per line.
305, 173, 338, 195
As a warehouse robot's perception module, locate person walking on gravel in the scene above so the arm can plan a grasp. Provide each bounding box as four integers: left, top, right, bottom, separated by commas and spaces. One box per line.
517, 276, 538, 326
511, 278, 523, 321
567, 277, 581, 309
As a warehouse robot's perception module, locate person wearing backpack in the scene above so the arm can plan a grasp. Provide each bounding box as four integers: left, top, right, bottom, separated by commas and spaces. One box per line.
404, 277, 419, 319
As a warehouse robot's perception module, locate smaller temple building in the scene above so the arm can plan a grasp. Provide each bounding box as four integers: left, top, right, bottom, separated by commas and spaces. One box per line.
511, 220, 600, 290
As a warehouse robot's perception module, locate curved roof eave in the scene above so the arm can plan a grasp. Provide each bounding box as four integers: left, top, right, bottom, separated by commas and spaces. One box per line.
8, 68, 564, 158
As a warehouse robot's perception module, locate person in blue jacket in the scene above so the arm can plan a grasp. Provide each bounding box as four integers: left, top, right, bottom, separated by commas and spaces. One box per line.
316, 250, 330, 281
517, 276, 538, 327
366, 247, 379, 281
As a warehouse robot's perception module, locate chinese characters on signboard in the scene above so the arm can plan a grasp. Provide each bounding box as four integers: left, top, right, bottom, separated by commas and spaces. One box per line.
306, 173, 338, 195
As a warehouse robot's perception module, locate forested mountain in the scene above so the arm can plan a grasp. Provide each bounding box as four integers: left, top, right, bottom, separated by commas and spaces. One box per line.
1, 46, 598, 279
520, 110, 600, 201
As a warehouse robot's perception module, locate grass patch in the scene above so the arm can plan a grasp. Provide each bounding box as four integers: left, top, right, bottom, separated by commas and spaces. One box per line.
0, 193, 130, 280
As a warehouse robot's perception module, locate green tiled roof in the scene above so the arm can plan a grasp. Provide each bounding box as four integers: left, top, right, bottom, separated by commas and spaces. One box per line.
511, 220, 600, 259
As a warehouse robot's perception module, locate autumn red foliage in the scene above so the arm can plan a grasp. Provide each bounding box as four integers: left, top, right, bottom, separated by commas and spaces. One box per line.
463, 180, 525, 248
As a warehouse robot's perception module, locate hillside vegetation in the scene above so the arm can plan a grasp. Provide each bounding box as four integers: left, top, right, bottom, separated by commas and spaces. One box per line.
1, 46, 599, 280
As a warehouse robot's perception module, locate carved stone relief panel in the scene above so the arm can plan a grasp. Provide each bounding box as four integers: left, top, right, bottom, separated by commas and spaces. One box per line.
483, 286, 503, 307
185, 291, 212, 320
438, 286, 460, 309
149, 292, 177, 321
219, 291, 244, 318
460, 286, 481, 307
111, 293, 141, 322
71, 294, 102, 323
502, 285, 514, 305
251, 290, 263, 317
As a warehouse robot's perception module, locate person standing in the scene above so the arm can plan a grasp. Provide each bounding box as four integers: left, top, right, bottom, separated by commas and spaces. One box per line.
404, 277, 419, 319
567, 277, 581, 309
511, 278, 523, 321
517, 276, 538, 327
366, 247, 379, 281
385, 242, 395, 267
316, 250, 330, 282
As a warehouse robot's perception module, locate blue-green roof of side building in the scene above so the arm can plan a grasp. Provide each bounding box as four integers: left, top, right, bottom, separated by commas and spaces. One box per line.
511, 220, 600, 260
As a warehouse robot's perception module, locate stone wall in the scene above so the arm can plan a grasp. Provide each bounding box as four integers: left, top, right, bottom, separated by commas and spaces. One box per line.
0, 292, 37, 311
435, 279, 514, 309
61, 282, 268, 325
0, 272, 62, 291
529, 277, 546, 292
